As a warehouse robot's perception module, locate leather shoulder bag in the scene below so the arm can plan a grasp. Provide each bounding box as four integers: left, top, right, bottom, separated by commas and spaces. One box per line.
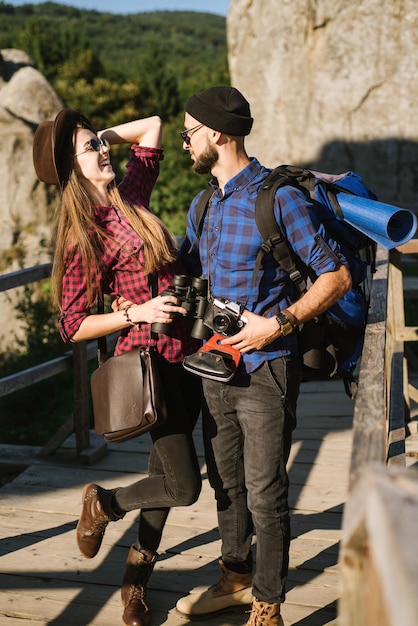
91, 274, 167, 443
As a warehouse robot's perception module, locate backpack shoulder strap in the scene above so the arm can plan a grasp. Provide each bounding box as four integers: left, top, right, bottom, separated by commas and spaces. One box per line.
254, 166, 310, 294
193, 187, 216, 239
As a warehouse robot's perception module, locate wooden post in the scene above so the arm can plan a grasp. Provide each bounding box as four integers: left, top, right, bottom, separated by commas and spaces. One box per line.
339, 465, 418, 626
72, 341, 108, 464
72, 341, 90, 453
386, 249, 407, 465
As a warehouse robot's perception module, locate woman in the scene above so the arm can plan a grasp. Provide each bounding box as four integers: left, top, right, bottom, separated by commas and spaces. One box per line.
32, 109, 203, 626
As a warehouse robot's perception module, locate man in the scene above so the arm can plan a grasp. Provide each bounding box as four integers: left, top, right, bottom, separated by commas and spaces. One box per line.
176, 86, 351, 626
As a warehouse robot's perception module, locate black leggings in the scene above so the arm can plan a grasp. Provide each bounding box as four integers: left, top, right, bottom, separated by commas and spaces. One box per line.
113, 361, 202, 552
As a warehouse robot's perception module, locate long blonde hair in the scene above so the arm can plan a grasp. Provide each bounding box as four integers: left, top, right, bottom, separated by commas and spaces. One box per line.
52, 172, 176, 309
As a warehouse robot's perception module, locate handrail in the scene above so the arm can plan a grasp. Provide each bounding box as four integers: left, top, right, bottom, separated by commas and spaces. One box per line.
339, 239, 418, 625
0, 264, 108, 463
0, 263, 53, 292
347, 246, 389, 489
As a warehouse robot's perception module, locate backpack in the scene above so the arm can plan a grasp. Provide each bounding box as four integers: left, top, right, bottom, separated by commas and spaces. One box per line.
193, 165, 377, 398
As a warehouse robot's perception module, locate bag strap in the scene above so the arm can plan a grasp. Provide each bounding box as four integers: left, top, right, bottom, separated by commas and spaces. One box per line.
96, 273, 158, 366
194, 187, 216, 239
97, 299, 107, 366
253, 167, 309, 295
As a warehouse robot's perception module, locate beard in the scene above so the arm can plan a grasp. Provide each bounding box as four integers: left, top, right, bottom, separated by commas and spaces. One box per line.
193, 142, 219, 175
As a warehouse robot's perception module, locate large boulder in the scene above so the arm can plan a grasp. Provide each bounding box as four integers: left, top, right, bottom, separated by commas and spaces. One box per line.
0, 48, 63, 272
0, 49, 63, 349
228, 0, 418, 210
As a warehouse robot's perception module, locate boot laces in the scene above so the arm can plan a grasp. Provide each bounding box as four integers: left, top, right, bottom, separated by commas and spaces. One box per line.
247, 602, 277, 625
88, 515, 110, 536
210, 569, 229, 593
129, 583, 146, 605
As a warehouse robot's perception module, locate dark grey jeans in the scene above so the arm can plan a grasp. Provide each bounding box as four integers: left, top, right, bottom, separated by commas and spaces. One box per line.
114, 362, 202, 553
202, 356, 300, 603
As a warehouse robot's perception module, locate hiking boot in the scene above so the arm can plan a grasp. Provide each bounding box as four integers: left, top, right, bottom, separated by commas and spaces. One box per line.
76, 483, 124, 558
246, 599, 284, 626
176, 558, 253, 617
121, 546, 158, 626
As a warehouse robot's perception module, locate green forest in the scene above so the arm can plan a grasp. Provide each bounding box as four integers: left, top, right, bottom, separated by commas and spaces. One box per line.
0, 1, 229, 233
0, 2, 229, 450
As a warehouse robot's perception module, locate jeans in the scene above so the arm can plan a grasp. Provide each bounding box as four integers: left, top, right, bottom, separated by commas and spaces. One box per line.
202, 356, 300, 603
114, 362, 202, 552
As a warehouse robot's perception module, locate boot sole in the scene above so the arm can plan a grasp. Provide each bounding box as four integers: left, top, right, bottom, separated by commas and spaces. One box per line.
176, 602, 252, 620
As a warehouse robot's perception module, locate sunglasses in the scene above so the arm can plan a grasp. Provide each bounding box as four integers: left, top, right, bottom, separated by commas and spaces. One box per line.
74, 136, 109, 157
180, 123, 204, 145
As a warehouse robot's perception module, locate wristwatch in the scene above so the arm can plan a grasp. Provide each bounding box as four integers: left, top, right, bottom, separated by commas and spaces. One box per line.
275, 311, 294, 336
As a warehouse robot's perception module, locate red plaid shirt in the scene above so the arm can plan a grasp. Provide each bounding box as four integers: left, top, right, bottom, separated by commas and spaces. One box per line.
59, 145, 200, 362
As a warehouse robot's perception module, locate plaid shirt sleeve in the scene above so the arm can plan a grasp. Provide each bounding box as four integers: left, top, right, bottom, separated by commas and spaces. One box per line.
276, 186, 348, 275
118, 145, 163, 208
59, 246, 93, 342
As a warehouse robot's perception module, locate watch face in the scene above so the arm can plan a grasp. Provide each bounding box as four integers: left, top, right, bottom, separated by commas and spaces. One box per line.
277, 313, 293, 336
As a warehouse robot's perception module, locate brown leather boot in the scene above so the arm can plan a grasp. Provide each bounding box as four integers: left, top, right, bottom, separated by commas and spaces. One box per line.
246, 599, 284, 626
121, 546, 158, 626
76, 483, 124, 559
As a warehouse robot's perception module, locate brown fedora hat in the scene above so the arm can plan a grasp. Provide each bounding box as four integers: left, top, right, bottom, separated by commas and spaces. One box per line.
33, 108, 94, 187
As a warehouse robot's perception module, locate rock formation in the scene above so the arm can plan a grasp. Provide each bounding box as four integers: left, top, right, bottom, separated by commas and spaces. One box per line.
228, 0, 418, 211
0, 49, 62, 271
0, 49, 62, 348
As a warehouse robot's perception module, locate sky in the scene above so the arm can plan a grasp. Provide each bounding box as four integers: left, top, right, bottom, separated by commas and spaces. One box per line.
6, 0, 229, 16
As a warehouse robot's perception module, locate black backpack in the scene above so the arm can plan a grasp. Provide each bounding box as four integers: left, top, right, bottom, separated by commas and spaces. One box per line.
192, 165, 377, 397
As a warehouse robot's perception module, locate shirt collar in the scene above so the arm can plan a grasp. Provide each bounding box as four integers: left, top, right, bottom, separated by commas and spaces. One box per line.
210, 157, 263, 197
93, 204, 122, 224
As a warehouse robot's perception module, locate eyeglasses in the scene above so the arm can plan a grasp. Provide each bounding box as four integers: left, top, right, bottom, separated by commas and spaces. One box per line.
180, 123, 204, 145
74, 136, 109, 157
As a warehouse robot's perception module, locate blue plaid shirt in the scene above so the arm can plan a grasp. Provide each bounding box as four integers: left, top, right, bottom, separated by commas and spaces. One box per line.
180, 157, 347, 373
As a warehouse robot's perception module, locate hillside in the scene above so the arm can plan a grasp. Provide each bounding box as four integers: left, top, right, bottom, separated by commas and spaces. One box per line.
0, 2, 227, 99
0, 2, 229, 233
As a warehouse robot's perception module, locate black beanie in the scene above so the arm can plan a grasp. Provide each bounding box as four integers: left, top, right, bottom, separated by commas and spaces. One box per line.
185, 85, 253, 136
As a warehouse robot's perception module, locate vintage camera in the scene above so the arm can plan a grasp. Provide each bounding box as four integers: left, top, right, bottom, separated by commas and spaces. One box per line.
201, 298, 247, 336
183, 297, 247, 382
151, 275, 210, 338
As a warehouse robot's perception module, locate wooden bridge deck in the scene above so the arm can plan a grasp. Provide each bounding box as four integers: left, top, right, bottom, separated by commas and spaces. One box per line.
0, 379, 358, 626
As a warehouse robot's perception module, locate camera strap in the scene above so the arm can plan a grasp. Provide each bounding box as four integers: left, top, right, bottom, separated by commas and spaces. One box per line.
204, 190, 251, 309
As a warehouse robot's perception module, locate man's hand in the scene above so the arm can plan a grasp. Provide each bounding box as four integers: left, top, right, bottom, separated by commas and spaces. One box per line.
220, 311, 281, 353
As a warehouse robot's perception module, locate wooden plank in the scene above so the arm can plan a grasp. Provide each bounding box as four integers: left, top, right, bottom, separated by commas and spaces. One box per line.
0, 378, 355, 626
387, 343, 406, 466
340, 465, 418, 626
396, 239, 418, 254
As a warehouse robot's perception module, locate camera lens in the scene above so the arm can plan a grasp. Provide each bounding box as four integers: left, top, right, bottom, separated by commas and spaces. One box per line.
213, 313, 232, 334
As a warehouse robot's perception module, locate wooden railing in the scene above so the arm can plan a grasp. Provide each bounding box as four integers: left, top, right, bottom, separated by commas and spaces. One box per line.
339, 240, 418, 626
0, 263, 108, 463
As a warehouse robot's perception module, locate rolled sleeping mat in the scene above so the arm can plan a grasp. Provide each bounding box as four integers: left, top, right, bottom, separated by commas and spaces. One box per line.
336, 192, 418, 249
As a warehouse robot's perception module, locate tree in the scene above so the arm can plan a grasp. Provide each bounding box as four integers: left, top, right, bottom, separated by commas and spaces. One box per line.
136, 38, 181, 122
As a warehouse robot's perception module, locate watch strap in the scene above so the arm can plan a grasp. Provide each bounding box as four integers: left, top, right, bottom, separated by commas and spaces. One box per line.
275, 311, 295, 336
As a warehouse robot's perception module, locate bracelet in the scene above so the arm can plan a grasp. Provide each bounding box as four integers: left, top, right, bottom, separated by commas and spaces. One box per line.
123, 304, 140, 328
